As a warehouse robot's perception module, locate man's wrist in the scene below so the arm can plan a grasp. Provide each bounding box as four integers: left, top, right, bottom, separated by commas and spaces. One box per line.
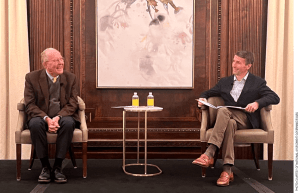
44, 116, 49, 122
56, 115, 62, 120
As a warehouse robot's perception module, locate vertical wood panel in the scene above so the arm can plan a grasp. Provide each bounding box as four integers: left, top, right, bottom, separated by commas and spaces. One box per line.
205, 0, 211, 91
28, 0, 65, 71
63, 0, 71, 72
260, 0, 268, 78
207, 0, 219, 88
79, 0, 86, 96
220, 0, 229, 78
223, 0, 267, 78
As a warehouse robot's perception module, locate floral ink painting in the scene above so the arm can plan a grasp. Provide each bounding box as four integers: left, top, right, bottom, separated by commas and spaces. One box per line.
96, 0, 194, 88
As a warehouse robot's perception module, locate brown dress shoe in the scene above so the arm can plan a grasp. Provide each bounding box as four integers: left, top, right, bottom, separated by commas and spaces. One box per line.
192, 154, 214, 168
217, 171, 234, 186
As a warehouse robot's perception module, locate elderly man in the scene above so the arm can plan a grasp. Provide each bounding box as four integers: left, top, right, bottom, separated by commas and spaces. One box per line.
192, 50, 280, 186
24, 48, 80, 183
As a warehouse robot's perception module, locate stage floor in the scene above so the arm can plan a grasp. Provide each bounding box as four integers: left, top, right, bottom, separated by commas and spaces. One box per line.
0, 159, 293, 193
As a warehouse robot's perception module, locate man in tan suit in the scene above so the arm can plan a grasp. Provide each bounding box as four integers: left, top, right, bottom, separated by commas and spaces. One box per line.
24, 48, 80, 183
192, 51, 280, 186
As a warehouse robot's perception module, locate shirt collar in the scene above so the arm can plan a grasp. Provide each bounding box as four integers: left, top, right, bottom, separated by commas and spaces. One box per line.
45, 70, 59, 82
234, 72, 249, 81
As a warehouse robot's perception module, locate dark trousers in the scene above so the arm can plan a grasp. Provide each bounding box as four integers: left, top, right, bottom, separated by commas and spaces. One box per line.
28, 116, 75, 159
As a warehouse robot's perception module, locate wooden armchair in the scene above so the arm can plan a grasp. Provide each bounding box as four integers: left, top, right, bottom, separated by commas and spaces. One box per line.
15, 96, 88, 181
200, 97, 274, 180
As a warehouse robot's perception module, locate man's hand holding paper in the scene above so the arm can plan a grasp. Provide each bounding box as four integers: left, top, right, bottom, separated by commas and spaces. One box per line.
196, 98, 207, 108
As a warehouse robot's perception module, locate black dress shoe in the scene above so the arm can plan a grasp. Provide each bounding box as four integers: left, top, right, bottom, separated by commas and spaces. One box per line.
38, 167, 51, 183
52, 167, 67, 183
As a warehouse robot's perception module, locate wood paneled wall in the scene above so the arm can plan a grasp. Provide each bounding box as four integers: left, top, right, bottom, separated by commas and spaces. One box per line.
27, 0, 267, 159
220, 0, 268, 78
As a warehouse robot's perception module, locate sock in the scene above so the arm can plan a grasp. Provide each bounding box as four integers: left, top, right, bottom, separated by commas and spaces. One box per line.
40, 157, 51, 169
223, 164, 232, 175
204, 144, 217, 158
53, 158, 63, 169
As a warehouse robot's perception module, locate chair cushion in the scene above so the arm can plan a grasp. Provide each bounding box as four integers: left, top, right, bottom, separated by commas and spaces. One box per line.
205, 128, 274, 144
16, 128, 84, 144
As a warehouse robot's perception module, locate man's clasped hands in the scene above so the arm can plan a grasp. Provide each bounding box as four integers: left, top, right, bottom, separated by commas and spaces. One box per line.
45, 116, 61, 133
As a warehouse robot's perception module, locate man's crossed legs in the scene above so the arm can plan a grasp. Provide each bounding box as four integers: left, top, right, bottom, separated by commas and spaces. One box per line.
193, 107, 251, 186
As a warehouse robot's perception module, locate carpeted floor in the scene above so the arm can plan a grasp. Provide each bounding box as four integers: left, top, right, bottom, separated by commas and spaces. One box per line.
0, 159, 293, 193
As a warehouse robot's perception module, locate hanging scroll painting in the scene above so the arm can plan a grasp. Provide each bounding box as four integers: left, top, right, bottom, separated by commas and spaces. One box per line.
96, 0, 194, 88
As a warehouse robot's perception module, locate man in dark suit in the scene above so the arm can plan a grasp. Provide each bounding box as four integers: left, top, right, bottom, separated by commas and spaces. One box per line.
24, 48, 80, 183
192, 51, 280, 186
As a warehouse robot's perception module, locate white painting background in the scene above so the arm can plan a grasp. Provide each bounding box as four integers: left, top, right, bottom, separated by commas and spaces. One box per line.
97, 0, 194, 88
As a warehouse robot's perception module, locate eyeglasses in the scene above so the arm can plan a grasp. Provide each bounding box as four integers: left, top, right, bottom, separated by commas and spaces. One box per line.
48, 57, 64, 63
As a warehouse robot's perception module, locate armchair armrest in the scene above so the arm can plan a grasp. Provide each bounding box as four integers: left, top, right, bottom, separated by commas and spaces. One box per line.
78, 110, 88, 142
17, 102, 25, 111
78, 100, 85, 111
77, 96, 88, 142
200, 108, 209, 142
264, 105, 272, 111
260, 105, 274, 144
15, 102, 26, 144
260, 105, 272, 131
199, 97, 224, 142
201, 105, 208, 110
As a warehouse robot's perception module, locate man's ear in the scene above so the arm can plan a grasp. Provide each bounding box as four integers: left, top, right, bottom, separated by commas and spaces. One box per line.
42, 62, 47, 69
247, 64, 252, 70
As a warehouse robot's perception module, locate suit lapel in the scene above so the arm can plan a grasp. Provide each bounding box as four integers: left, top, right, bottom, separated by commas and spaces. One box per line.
229, 75, 234, 89
228, 75, 235, 102
39, 69, 49, 110
60, 73, 67, 107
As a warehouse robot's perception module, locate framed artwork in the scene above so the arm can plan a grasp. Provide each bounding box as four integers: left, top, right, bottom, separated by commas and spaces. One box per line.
96, 0, 195, 88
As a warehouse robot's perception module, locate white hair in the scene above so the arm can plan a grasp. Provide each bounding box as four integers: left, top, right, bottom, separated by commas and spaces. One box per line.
41, 48, 60, 64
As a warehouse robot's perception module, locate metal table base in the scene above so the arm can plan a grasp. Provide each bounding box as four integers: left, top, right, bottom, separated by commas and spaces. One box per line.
122, 109, 163, 177
122, 163, 162, 177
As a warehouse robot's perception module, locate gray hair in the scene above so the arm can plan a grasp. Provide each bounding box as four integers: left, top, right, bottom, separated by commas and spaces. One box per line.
235, 50, 254, 65
41, 48, 59, 64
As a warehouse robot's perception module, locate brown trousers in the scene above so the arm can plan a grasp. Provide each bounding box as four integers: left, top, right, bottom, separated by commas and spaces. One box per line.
208, 107, 251, 165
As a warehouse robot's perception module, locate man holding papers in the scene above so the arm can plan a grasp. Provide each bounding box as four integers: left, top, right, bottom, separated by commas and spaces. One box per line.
192, 50, 280, 186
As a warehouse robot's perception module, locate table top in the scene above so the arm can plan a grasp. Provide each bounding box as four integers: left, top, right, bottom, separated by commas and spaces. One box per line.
112, 106, 163, 112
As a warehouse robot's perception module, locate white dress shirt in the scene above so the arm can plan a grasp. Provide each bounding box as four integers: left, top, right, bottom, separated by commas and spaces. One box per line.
230, 72, 249, 102
45, 70, 59, 83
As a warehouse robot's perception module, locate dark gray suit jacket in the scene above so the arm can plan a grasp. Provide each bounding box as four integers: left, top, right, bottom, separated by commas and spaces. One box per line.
24, 69, 80, 123
200, 73, 280, 128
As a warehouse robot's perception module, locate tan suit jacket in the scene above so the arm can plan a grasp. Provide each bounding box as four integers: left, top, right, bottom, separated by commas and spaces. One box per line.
24, 69, 80, 122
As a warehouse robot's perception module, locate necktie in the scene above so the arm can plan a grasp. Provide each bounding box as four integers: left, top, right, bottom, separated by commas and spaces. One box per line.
53, 77, 57, 83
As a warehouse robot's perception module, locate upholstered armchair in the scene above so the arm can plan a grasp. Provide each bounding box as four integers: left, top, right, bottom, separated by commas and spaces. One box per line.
200, 97, 274, 180
15, 96, 88, 181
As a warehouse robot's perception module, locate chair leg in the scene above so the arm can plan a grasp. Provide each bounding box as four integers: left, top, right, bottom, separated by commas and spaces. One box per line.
69, 144, 77, 169
16, 144, 21, 181
268, 144, 273, 180
28, 145, 35, 170
201, 142, 207, 178
82, 142, 87, 178
251, 143, 260, 170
